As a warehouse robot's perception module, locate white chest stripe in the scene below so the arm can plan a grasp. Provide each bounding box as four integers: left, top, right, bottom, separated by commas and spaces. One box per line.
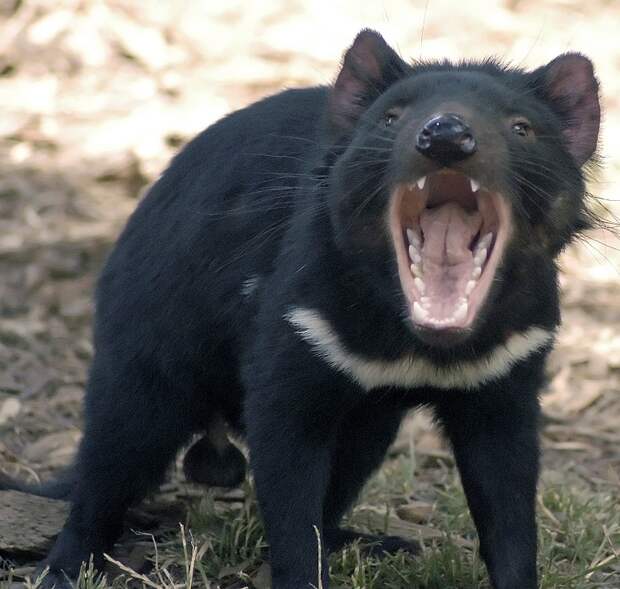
285, 307, 554, 391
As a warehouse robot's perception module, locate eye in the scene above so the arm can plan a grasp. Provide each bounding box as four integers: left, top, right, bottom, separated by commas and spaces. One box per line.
384, 110, 400, 127
511, 119, 534, 137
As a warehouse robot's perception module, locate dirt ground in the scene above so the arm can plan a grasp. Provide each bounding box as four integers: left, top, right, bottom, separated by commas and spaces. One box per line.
0, 0, 618, 585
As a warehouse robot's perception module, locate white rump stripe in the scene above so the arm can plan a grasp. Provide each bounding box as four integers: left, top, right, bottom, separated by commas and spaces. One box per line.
285, 307, 554, 391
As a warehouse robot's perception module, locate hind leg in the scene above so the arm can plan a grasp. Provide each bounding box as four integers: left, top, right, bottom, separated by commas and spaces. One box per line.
40, 359, 195, 588
183, 414, 247, 487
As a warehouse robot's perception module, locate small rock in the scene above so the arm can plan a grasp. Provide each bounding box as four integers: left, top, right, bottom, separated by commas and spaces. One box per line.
0, 490, 68, 555
22, 430, 81, 467
252, 562, 271, 589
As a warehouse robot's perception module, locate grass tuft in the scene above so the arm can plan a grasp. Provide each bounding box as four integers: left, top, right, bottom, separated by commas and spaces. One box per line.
1, 464, 618, 588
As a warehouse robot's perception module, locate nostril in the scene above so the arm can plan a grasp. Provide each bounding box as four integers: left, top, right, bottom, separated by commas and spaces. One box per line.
416, 129, 432, 151
460, 134, 476, 154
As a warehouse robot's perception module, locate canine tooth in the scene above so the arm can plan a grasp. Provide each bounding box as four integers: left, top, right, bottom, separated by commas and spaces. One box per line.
414, 277, 426, 293
408, 246, 422, 264
474, 248, 487, 266
406, 228, 421, 247
472, 266, 482, 279
465, 280, 476, 295
454, 302, 468, 322
470, 178, 480, 192
416, 176, 427, 190
413, 302, 428, 321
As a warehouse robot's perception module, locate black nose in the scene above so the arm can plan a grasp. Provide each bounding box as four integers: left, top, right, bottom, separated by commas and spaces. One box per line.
415, 114, 477, 164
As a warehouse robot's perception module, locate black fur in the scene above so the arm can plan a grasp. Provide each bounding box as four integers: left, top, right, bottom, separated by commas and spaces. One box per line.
2, 30, 600, 589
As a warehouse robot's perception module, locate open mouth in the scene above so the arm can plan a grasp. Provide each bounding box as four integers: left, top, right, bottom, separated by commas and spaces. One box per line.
389, 170, 511, 332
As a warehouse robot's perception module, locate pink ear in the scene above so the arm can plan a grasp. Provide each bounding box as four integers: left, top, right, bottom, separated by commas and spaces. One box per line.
535, 54, 600, 166
329, 30, 409, 135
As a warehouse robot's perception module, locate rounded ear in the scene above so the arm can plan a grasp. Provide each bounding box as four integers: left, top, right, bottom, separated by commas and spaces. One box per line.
328, 29, 410, 137
531, 53, 600, 166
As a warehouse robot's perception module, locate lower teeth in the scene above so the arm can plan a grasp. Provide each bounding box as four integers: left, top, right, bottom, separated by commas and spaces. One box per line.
406, 227, 493, 327
453, 302, 468, 322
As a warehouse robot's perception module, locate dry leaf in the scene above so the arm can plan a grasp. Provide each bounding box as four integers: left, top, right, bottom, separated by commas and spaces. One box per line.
0, 397, 21, 425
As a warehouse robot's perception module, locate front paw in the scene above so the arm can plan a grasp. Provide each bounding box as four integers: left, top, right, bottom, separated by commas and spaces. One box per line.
365, 533, 420, 557
30, 567, 74, 589
324, 527, 419, 557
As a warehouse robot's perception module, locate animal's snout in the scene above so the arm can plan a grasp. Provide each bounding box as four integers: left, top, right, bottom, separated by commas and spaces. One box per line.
415, 113, 477, 164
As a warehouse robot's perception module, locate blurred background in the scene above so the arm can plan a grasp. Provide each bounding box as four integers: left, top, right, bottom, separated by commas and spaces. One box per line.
0, 0, 618, 582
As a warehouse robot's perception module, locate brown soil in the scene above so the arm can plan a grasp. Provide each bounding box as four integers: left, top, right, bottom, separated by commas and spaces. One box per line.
0, 0, 618, 579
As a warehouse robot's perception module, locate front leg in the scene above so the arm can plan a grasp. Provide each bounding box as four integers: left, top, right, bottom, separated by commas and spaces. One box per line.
244, 356, 355, 589
248, 413, 331, 589
435, 369, 542, 589
322, 400, 419, 556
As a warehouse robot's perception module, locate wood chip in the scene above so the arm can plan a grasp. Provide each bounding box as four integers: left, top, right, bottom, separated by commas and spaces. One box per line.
22, 430, 81, 467
0, 397, 21, 425
354, 505, 472, 547
396, 501, 434, 523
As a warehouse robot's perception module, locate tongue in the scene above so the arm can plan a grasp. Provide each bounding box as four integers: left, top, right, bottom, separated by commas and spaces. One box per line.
418, 203, 482, 317
420, 203, 482, 265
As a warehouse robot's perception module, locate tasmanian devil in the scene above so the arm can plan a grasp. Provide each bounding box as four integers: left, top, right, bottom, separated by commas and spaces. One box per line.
1, 29, 600, 589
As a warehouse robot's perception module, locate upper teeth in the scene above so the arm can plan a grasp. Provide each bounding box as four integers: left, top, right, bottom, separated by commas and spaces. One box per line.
407, 227, 424, 281
416, 176, 426, 190
410, 263, 422, 277
477, 232, 493, 250
406, 228, 421, 247
473, 236, 489, 270
470, 178, 480, 192
474, 248, 487, 266
408, 245, 422, 264
407, 227, 423, 274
